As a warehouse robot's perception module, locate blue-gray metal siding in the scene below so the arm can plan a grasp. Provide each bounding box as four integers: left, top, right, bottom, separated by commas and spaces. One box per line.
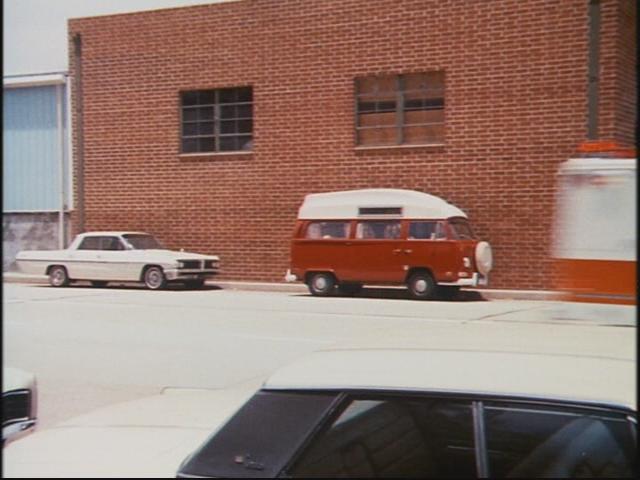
3, 85, 68, 211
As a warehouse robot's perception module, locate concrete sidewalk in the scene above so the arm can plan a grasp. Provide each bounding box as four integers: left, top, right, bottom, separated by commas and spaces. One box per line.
2, 271, 564, 301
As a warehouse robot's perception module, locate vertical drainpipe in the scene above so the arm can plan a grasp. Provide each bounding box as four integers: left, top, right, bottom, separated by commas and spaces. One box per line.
65, 70, 74, 230
56, 81, 66, 248
587, 0, 601, 140
73, 33, 85, 233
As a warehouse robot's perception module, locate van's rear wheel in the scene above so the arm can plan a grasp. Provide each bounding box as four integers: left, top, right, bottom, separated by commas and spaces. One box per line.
407, 272, 436, 300
307, 273, 335, 297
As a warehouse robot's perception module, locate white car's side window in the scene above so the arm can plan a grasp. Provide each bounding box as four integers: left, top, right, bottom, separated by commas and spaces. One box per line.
77, 237, 101, 250
101, 237, 125, 251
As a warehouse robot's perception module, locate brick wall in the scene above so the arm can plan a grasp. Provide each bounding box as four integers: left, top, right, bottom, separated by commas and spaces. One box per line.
68, 0, 636, 289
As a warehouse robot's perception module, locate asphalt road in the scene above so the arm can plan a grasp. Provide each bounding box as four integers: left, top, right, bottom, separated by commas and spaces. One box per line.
3, 282, 635, 430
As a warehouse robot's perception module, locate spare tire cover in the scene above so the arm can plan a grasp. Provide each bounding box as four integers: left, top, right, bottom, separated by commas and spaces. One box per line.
475, 241, 493, 275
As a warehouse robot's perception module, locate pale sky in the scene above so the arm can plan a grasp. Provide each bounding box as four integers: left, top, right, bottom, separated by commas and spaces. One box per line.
3, 0, 234, 76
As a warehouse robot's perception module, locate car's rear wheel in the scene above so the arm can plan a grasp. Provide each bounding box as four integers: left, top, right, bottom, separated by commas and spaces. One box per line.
338, 282, 363, 296
307, 272, 336, 297
143, 266, 167, 290
407, 271, 436, 300
48, 266, 69, 287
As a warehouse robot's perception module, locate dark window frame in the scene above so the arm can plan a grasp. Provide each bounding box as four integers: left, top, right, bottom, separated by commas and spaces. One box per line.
179, 87, 253, 154
279, 390, 636, 478
355, 72, 445, 147
175, 387, 636, 478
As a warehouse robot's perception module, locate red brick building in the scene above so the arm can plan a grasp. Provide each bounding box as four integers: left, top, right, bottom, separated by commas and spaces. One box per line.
68, 0, 636, 289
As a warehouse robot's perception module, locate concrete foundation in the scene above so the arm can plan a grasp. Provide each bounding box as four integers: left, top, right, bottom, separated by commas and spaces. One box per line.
2, 212, 70, 271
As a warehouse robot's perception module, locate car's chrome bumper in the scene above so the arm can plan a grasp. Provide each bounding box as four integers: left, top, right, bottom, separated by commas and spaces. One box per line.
2, 419, 36, 446
164, 269, 219, 281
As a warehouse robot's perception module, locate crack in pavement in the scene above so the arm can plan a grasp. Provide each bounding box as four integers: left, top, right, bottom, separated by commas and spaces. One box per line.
462, 305, 550, 323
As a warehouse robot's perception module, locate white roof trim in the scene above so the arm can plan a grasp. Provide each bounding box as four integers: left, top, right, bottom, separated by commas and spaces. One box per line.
3, 73, 68, 88
297, 189, 467, 220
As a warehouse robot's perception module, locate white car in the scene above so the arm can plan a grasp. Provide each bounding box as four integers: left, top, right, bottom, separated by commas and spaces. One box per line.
2, 367, 37, 447
15, 231, 220, 290
2, 322, 635, 478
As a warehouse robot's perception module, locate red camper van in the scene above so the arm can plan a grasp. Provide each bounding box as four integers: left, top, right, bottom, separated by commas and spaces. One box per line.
286, 189, 493, 299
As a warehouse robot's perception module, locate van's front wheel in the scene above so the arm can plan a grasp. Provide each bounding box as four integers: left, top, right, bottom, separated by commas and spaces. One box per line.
307, 272, 335, 297
407, 272, 436, 300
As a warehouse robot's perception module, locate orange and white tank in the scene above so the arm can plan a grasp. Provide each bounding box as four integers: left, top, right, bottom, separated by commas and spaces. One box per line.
552, 154, 636, 305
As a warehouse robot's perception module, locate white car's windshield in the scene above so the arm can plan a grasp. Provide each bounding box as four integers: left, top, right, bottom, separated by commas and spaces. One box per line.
122, 234, 164, 250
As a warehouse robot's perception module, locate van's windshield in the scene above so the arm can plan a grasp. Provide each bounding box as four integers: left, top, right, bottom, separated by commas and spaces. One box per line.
449, 219, 476, 240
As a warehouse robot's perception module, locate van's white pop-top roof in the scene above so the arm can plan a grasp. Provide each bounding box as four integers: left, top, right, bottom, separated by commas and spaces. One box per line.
298, 189, 467, 220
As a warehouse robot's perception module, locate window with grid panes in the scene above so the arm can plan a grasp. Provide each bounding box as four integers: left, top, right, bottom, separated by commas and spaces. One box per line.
180, 87, 253, 153
355, 72, 444, 147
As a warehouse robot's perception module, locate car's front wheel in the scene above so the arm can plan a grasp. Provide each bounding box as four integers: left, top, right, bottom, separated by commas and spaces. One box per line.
48, 266, 70, 287
307, 272, 336, 297
143, 266, 167, 290
407, 271, 436, 300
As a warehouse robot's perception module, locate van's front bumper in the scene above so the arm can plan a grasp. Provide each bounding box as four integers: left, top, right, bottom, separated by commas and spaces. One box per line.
440, 273, 488, 287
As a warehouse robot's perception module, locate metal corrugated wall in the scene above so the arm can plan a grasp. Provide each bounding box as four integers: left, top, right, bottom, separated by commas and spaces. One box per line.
3, 85, 68, 211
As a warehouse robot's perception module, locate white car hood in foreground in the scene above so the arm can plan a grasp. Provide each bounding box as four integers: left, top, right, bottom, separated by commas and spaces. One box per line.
3, 380, 261, 478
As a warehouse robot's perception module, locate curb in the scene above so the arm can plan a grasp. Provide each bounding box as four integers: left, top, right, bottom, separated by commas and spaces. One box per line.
3, 272, 564, 301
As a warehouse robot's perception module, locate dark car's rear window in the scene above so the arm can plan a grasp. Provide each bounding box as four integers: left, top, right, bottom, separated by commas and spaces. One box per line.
177, 390, 339, 478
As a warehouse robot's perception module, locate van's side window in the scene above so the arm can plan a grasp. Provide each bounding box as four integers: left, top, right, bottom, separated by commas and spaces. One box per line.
306, 221, 350, 239
409, 221, 446, 240
356, 221, 401, 239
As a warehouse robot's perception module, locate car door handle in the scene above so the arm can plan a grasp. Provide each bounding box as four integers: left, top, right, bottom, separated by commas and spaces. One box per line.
392, 249, 402, 254
404, 249, 413, 254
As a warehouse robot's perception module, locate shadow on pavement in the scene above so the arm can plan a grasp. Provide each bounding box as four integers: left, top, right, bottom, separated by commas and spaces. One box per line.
295, 287, 487, 302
